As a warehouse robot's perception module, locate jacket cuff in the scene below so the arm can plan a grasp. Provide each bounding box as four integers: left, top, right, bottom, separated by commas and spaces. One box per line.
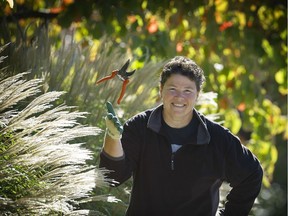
101, 148, 125, 161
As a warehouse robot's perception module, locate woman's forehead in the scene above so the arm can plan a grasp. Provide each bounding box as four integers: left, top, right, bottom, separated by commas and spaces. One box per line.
164, 74, 196, 87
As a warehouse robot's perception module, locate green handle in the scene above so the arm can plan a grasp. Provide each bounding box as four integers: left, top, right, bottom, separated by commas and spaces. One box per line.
106, 101, 116, 116
106, 101, 123, 134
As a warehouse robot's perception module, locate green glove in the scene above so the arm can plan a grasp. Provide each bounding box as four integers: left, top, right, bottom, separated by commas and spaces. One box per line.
105, 101, 123, 139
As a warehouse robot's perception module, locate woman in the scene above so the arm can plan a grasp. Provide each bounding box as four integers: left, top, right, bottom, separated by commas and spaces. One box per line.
99, 56, 263, 216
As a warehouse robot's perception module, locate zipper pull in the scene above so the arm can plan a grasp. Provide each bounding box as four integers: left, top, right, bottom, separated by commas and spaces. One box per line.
171, 153, 175, 170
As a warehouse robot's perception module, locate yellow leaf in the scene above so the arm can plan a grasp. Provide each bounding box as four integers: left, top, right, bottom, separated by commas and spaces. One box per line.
182, 19, 189, 29
275, 69, 285, 84
223, 109, 242, 134
215, 0, 228, 12
235, 12, 246, 29
6, 0, 14, 8
262, 39, 274, 58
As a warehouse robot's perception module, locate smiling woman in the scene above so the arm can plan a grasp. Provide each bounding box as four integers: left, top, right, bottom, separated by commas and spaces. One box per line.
99, 56, 263, 216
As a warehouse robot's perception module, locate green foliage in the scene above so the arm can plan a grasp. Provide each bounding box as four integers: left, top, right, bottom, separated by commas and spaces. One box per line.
0, 131, 40, 201
0, 0, 287, 214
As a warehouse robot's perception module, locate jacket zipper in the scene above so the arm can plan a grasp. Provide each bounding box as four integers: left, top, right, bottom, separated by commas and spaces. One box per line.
171, 153, 175, 171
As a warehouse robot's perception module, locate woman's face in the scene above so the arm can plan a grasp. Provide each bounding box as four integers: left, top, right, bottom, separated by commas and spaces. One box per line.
160, 74, 199, 127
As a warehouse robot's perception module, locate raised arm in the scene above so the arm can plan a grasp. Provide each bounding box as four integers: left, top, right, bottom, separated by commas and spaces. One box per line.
99, 101, 133, 186
102, 101, 124, 158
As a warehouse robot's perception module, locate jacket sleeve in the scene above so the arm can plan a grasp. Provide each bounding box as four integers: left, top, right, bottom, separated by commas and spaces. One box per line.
99, 150, 129, 186
220, 128, 263, 215
99, 115, 143, 186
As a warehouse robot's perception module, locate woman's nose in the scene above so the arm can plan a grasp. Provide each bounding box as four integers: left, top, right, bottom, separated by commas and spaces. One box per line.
173, 91, 184, 98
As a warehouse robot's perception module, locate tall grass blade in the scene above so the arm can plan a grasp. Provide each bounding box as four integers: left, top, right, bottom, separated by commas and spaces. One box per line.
0, 69, 109, 215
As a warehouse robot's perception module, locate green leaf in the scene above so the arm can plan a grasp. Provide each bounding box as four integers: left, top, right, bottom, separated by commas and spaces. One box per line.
223, 109, 242, 134
275, 69, 285, 84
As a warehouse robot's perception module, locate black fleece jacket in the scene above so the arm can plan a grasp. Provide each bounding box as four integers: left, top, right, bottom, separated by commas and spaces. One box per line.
99, 105, 263, 216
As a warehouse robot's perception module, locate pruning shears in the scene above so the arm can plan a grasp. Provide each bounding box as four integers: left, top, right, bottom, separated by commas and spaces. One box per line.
96, 59, 136, 104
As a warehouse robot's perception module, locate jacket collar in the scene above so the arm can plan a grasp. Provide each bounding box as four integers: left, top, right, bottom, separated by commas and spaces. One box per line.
147, 104, 210, 145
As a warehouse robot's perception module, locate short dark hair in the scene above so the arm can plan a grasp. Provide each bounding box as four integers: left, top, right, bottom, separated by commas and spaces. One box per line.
160, 56, 206, 91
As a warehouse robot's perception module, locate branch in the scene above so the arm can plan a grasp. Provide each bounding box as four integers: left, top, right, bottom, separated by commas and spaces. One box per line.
0, 10, 59, 23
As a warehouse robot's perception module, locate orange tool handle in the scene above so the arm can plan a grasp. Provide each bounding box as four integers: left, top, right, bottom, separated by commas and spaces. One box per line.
117, 79, 129, 104
96, 71, 118, 84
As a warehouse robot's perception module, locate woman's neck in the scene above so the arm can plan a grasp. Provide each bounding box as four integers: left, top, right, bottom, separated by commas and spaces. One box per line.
162, 111, 193, 128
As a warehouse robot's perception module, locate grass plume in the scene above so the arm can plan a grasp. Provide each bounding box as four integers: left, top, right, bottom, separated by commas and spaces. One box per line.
0, 71, 109, 215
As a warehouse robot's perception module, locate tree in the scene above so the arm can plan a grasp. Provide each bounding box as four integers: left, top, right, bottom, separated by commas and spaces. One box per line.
0, 0, 287, 215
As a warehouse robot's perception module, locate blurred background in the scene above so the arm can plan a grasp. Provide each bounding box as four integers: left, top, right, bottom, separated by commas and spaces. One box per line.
0, 0, 286, 215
